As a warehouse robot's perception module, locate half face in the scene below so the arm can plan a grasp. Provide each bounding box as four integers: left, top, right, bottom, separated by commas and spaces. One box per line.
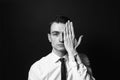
48, 22, 66, 52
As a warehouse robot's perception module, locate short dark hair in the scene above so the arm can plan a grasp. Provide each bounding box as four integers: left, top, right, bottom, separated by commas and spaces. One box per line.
50, 15, 71, 25
49, 15, 71, 33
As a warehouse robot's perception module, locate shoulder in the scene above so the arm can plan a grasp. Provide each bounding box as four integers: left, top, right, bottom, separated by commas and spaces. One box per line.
29, 53, 52, 72
28, 53, 52, 78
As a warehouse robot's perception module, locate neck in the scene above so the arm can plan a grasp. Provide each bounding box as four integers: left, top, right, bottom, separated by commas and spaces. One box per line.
52, 48, 67, 57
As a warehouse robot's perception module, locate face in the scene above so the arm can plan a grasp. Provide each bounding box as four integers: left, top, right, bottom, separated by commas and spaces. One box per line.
48, 22, 66, 52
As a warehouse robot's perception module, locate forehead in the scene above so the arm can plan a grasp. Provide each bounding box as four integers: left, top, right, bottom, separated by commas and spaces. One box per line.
50, 22, 66, 33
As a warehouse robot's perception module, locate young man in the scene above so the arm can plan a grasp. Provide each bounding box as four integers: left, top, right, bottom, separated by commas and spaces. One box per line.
28, 16, 95, 80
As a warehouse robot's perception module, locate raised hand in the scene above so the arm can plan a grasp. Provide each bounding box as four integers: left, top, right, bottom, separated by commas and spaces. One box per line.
64, 20, 83, 58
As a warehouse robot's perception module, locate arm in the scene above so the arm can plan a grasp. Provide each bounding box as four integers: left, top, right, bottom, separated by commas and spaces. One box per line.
68, 51, 95, 80
76, 53, 95, 80
64, 21, 95, 80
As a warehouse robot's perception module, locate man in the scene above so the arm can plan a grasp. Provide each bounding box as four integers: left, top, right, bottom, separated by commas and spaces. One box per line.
28, 16, 95, 80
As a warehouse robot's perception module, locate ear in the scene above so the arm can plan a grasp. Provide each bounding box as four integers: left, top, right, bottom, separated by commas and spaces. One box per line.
48, 33, 51, 42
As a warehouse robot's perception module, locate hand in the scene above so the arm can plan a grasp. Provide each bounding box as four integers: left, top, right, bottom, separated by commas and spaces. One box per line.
64, 20, 83, 57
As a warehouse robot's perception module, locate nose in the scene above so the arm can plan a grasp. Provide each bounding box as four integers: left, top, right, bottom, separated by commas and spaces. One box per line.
59, 33, 64, 43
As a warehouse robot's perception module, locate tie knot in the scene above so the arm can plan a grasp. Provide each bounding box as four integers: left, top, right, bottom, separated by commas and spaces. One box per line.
59, 58, 65, 62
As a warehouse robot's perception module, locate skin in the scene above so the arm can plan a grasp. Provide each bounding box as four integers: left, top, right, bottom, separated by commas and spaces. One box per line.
48, 21, 83, 61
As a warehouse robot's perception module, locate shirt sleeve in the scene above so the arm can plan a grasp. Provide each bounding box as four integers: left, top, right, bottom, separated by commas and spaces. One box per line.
68, 54, 95, 80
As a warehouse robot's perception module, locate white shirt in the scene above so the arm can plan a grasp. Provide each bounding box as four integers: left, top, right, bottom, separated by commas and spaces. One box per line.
28, 51, 95, 80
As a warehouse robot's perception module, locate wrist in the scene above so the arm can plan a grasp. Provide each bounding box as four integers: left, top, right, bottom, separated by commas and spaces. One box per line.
68, 49, 77, 56
68, 50, 77, 62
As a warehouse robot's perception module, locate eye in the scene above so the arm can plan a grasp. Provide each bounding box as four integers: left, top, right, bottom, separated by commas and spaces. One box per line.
52, 32, 60, 36
53, 33, 58, 35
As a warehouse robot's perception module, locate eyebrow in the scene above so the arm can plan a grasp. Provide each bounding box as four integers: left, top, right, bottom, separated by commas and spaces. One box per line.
51, 31, 60, 34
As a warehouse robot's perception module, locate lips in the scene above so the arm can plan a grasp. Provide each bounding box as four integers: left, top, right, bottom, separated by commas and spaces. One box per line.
58, 44, 64, 47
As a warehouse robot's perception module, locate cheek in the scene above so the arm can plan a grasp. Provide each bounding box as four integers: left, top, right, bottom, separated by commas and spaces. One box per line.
51, 37, 59, 45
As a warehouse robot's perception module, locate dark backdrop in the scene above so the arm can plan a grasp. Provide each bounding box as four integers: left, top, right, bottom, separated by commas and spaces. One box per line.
1, 0, 119, 80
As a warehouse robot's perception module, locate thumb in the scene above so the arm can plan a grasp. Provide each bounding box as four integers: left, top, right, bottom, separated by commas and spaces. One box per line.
75, 35, 83, 49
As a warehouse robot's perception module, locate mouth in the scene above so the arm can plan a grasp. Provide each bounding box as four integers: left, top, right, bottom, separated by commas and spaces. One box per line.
58, 44, 64, 47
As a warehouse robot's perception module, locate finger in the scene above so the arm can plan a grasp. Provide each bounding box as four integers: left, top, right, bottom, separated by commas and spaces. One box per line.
76, 35, 83, 48
68, 21, 71, 39
74, 38, 78, 49
78, 35, 83, 44
64, 22, 67, 41
70, 22, 73, 39
71, 22, 75, 39
66, 21, 69, 39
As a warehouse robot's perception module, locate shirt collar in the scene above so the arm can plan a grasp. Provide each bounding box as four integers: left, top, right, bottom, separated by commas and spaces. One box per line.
51, 51, 68, 63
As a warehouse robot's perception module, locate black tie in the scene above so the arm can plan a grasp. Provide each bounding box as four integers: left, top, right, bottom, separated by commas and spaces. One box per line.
60, 58, 67, 80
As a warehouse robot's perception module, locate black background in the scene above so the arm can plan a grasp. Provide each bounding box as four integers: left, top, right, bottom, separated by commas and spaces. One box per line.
1, 0, 119, 80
